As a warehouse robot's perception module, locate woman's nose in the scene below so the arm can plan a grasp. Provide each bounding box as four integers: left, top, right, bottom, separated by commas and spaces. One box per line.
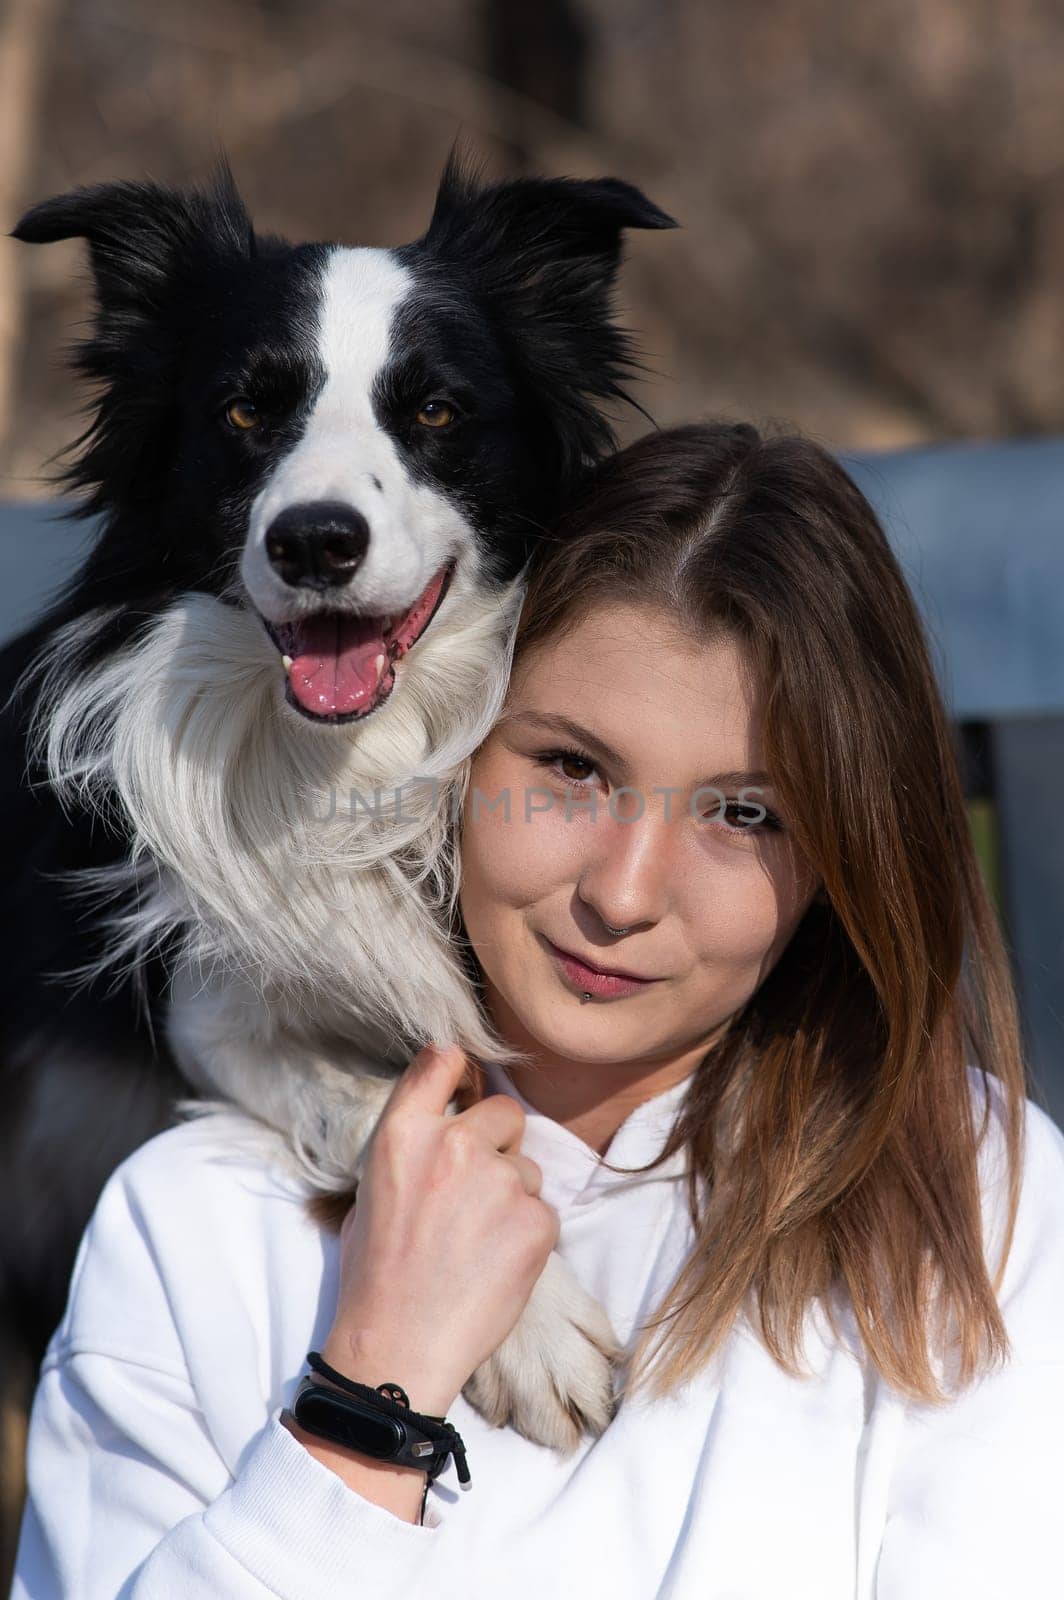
575, 798, 674, 934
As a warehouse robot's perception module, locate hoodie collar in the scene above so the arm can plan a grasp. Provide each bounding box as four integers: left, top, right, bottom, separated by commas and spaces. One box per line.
481, 1060, 692, 1214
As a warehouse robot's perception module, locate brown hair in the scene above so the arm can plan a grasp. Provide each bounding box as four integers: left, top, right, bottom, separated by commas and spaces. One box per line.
312, 420, 1028, 1410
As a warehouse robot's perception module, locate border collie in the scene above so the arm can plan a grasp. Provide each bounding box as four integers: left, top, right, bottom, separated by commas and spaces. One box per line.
0, 157, 674, 1451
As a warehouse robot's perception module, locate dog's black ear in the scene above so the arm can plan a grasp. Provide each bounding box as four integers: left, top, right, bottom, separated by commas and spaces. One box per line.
422, 152, 676, 280
12, 167, 253, 517
417, 153, 677, 479
12, 166, 252, 316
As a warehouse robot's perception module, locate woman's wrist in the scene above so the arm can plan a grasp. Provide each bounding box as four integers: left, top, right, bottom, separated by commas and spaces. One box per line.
320, 1328, 461, 1417
280, 1408, 429, 1524
283, 1332, 459, 1524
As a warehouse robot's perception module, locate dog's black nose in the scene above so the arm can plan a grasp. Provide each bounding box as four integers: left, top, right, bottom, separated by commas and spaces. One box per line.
264, 502, 370, 590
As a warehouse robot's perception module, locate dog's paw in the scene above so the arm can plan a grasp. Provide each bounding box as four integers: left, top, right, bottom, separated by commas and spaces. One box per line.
461, 1252, 623, 1455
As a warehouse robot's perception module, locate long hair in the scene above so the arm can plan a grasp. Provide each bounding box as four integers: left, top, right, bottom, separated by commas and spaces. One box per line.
466, 420, 1027, 1409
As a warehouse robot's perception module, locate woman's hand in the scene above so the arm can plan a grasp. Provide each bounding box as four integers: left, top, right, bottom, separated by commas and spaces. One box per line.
320, 1044, 560, 1417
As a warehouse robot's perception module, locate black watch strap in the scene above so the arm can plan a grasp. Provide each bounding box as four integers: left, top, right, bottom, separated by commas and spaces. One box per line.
291, 1353, 471, 1486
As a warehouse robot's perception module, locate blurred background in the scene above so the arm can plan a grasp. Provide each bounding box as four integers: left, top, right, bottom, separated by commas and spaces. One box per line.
4, 0, 1064, 474
2, 0, 1063, 1580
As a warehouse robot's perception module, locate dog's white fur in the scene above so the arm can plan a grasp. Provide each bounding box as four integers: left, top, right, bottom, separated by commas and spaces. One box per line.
25, 573, 524, 1176
23, 573, 623, 1452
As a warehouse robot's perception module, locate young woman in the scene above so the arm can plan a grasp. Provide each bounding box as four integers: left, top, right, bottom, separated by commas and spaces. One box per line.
12, 423, 1064, 1599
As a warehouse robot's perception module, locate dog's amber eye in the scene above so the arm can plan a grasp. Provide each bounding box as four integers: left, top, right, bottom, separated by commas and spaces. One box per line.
225, 398, 261, 431
416, 401, 455, 429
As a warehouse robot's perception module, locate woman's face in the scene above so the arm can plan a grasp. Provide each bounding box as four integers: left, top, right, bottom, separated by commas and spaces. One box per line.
458, 600, 822, 1083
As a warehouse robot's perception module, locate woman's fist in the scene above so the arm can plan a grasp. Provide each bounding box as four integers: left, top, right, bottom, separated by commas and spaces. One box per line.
322, 1044, 560, 1417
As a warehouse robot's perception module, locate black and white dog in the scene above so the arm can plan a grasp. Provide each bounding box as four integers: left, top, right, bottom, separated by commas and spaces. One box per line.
0, 158, 673, 1449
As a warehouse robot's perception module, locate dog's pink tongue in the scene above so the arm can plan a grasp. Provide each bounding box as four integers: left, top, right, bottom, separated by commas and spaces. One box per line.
288, 616, 389, 717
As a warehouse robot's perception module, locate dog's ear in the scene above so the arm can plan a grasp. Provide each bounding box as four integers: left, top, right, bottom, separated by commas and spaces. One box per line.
12, 166, 253, 319
12, 167, 253, 514
418, 153, 677, 479
422, 152, 675, 281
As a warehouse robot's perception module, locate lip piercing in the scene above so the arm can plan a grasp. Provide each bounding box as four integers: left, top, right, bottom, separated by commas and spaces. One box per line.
581, 924, 631, 999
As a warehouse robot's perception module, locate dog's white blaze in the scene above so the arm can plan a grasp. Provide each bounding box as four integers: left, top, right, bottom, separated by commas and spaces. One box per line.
242, 245, 478, 622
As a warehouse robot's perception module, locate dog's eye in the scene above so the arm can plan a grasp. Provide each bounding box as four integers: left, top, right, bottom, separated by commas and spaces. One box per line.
416, 401, 455, 429
225, 398, 261, 431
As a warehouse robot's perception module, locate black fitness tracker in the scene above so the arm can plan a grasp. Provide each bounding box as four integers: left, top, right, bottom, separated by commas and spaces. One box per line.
290, 1352, 471, 1486
292, 1378, 448, 1477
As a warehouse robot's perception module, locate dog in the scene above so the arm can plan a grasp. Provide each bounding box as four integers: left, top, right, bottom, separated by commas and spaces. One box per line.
0, 155, 674, 1456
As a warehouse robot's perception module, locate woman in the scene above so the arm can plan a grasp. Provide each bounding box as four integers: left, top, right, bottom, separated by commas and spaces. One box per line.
12, 422, 1064, 1598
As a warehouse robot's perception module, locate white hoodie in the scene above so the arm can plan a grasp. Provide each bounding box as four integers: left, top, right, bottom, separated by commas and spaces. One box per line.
10, 1062, 1064, 1600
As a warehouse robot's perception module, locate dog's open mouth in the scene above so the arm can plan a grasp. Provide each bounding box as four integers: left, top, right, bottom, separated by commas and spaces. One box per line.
260, 562, 454, 723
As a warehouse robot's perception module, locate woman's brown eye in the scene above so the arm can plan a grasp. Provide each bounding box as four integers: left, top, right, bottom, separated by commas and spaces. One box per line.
559, 755, 594, 781
416, 401, 455, 428
225, 398, 261, 431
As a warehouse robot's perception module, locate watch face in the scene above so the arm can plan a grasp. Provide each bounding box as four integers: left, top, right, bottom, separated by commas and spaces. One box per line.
294, 1389, 406, 1459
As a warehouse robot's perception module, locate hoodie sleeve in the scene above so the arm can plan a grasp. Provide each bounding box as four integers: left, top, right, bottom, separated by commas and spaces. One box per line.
10, 1346, 442, 1600
873, 1089, 1064, 1599
8, 1117, 445, 1600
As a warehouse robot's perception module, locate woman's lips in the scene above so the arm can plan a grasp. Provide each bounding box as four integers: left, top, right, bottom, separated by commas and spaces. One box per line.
539, 935, 661, 999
